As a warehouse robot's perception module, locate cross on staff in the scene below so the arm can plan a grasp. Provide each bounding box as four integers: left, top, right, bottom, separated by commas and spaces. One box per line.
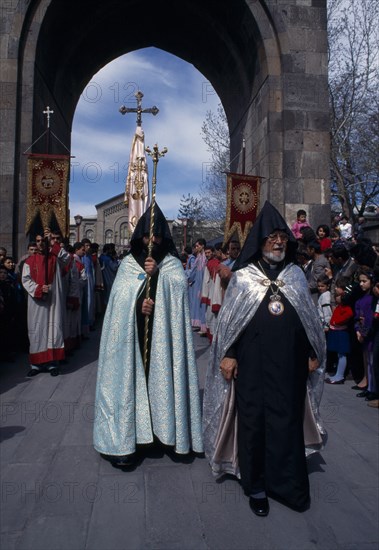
43, 106, 54, 129
119, 90, 159, 126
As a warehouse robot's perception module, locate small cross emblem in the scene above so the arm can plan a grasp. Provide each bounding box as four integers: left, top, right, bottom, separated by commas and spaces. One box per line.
43, 106, 54, 128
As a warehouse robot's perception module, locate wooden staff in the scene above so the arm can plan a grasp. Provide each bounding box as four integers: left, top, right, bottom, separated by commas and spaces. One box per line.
143, 144, 168, 371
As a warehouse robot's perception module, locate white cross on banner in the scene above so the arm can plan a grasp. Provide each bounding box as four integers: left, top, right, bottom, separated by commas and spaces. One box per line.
124, 126, 150, 234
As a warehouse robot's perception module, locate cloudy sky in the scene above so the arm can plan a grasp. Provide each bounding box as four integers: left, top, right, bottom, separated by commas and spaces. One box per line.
69, 47, 221, 220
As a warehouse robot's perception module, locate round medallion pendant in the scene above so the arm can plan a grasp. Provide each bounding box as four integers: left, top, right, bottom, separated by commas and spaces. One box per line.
268, 299, 285, 316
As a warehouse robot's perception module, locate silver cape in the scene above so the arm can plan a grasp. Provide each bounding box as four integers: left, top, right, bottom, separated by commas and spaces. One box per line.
202, 262, 327, 478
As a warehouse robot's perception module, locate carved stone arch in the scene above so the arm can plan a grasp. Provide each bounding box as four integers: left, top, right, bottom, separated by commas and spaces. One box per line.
1, 0, 330, 256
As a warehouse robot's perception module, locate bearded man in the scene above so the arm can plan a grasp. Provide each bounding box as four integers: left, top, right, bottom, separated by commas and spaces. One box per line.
203, 201, 326, 516
93, 204, 203, 468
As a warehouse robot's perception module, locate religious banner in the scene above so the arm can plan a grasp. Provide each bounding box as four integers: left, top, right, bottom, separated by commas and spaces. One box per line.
25, 153, 70, 235
124, 125, 150, 234
224, 172, 261, 246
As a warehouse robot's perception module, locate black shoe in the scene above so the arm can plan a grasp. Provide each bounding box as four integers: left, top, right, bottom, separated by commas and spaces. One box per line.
49, 366, 60, 377
351, 384, 368, 390
356, 390, 369, 398
249, 496, 269, 517
365, 392, 379, 402
26, 368, 40, 377
110, 454, 137, 469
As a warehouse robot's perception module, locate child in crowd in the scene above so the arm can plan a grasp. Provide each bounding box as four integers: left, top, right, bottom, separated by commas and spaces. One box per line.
354, 268, 376, 401
317, 274, 333, 332
316, 224, 332, 252
326, 277, 354, 384
291, 209, 311, 240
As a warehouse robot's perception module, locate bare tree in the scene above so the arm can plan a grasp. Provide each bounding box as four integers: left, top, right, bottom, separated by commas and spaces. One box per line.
328, 0, 379, 218
177, 193, 204, 245
199, 105, 230, 222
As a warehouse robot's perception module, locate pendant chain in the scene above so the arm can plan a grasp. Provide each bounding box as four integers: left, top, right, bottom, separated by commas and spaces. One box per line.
257, 261, 282, 296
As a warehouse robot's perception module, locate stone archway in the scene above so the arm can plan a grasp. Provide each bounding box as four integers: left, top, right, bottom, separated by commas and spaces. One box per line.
1, 0, 330, 256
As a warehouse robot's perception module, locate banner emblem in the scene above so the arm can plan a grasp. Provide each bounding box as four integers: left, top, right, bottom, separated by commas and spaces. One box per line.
25, 154, 70, 235
224, 172, 261, 246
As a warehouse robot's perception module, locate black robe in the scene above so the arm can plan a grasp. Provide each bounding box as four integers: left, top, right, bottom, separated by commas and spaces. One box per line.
228, 260, 313, 509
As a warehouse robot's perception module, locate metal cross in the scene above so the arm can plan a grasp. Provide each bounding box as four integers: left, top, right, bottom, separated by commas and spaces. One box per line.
43, 106, 54, 128
119, 90, 159, 126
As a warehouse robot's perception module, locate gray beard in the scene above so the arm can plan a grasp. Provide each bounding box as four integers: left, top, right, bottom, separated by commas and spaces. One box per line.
263, 250, 286, 264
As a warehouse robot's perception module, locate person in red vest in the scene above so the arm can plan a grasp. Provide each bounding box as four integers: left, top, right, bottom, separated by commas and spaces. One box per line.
22, 228, 71, 377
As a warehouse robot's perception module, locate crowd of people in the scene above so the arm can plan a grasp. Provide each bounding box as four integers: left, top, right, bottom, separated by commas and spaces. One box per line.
184, 208, 379, 409
0, 232, 121, 374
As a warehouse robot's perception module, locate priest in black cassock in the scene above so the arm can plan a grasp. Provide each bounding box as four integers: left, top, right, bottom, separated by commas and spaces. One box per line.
202, 201, 326, 516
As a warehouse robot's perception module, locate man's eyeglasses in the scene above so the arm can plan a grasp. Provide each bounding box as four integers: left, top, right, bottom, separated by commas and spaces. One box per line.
267, 233, 289, 243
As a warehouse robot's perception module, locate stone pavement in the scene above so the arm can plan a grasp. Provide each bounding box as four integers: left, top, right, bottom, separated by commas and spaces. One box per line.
1, 324, 378, 550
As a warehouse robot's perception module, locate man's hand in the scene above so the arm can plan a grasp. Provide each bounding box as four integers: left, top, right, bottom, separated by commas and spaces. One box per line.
144, 257, 158, 276
142, 298, 154, 316
42, 284, 50, 294
217, 264, 232, 289
308, 357, 319, 372
219, 357, 238, 380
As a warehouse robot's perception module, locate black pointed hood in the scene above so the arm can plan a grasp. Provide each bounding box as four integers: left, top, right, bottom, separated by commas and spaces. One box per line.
232, 200, 298, 271
130, 203, 179, 258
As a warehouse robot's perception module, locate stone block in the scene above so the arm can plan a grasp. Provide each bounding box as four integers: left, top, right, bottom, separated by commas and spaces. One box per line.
0, 81, 16, 108
305, 111, 330, 131
282, 109, 306, 130
283, 74, 329, 111
284, 28, 327, 53
0, 108, 15, 142
0, 139, 14, 161
268, 178, 284, 205
286, 6, 327, 30
284, 179, 305, 203
7, 35, 18, 58
268, 131, 283, 152
303, 130, 330, 152
269, 151, 283, 178
268, 111, 283, 132
268, 88, 282, 112
0, 199, 13, 231
283, 150, 301, 178
0, 34, 9, 58
0, 58, 17, 81
306, 52, 328, 75
20, 116, 32, 142
282, 52, 306, 73
284, 129, 304, 151
303, 178, 324, 203
300, 151, 329, 178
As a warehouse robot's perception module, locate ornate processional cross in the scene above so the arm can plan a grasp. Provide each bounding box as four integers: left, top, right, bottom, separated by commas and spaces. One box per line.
119, 90, 159, 126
